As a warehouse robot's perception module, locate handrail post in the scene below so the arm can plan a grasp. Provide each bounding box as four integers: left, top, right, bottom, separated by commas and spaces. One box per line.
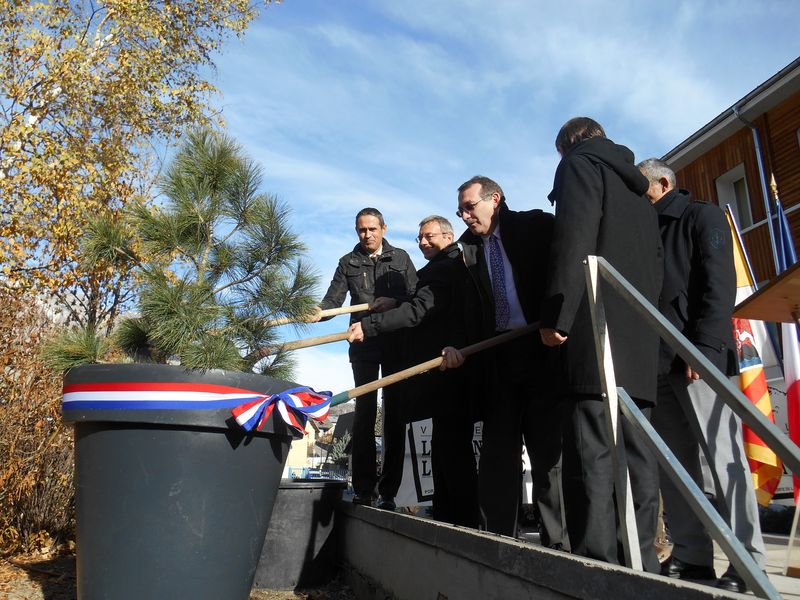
618, 389, 780, 599
584, 256, 642, 570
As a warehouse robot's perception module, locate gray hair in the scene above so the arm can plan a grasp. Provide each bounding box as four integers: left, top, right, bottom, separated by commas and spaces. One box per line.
418, 215, 454, 235
637, 158, 677, 189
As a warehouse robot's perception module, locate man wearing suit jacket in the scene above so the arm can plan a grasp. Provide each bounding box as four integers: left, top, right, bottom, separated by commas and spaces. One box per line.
540, 118, 663, 572
452, 175, 568, 548
638, 158, 766, 593
348, 215, 479, 527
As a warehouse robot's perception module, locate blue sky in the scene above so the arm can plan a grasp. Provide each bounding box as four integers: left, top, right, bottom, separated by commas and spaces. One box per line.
210, 0, 800, 395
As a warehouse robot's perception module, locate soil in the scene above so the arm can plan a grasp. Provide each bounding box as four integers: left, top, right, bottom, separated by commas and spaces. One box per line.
1, 550, 356, 600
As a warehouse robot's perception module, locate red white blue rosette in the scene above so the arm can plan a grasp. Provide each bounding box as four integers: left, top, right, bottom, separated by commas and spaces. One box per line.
231, 386, 331, 437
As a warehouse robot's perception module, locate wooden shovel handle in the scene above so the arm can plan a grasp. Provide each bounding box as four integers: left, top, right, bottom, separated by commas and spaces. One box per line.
265, 303, 370, 327
254, 331, 350, 359
330, 322, 540, 406
280, 331, 349, 352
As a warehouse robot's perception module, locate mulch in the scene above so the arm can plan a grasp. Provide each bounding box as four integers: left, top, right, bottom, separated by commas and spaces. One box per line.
1, 550, 356, 600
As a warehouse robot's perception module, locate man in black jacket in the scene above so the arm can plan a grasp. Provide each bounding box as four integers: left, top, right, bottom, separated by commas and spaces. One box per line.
314, 208, 417, 508
452, 175, 567, 548
638, 158, 766, 593
540, 118, 662, 572
348, 215, 479, 526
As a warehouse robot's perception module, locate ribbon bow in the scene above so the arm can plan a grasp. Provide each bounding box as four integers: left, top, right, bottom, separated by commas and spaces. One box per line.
232, 386, 331, 437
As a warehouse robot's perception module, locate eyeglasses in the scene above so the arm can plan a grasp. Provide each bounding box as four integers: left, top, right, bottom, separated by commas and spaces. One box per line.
456, 193, 493, 218
415, 232, 447, 243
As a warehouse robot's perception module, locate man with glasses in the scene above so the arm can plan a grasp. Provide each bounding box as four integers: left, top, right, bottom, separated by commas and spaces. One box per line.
348, 215, 479, 526
313, 208, 417, 509
449, 175, 568, 549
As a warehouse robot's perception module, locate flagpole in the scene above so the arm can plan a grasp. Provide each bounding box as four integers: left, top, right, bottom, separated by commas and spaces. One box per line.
727, 204, 784, 374
726, 204, 759, 289
732, 106, 780, 274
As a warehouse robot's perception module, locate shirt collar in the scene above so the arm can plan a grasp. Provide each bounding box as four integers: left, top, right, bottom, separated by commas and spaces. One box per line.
481, 225, 501, 244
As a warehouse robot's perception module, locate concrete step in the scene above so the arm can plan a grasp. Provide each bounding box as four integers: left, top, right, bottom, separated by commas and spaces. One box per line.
336, 503, 799, 600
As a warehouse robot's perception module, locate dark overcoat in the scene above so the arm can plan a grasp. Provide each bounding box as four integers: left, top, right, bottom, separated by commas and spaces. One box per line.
359, 242, 473, 419
361, 243, 470, 358
541, 137, 663, 403
655, 188, 738, 376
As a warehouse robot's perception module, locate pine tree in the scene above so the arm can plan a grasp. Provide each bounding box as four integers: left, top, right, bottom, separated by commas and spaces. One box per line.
46, 129, 317, 377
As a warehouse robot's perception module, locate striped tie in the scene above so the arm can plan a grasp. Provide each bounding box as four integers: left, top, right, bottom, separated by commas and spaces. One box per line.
488, 235, 509, 330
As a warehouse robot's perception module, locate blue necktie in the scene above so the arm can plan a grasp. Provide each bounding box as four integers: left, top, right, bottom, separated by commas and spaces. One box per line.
488, 235, 509, 330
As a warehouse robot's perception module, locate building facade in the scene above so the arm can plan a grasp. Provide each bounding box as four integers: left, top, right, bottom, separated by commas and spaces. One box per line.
662, 57, 800, 285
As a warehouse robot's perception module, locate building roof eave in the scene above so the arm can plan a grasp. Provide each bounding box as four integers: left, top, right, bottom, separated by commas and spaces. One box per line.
662, 57, 800, 170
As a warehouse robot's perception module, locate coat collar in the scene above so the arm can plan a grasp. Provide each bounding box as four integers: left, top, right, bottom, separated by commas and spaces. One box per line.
654, 188, 691, 220
429, 242, 461, 263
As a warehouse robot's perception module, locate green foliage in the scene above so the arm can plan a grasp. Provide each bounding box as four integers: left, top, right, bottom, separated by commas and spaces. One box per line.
41, 326, 111, 372
327, 431, 352, 466
46, 128, 318, 375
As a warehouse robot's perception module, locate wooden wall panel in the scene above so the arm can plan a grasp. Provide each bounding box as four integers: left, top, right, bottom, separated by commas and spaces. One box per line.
742, 225, 777, 284
674, 128, 765, 212
671, 90, 800, 282
764, 92, 800, 211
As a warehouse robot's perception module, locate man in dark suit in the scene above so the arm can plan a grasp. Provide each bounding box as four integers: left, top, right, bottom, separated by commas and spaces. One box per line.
540, 118, 663, 572
638, 158, 766, 593
313, 208, 417, 509
348, 215, 479, 526
450, 175, 567, 548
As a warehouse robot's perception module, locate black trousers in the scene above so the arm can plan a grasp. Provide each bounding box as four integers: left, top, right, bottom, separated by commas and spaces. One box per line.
561, 395, 660, 573
432, 413, 479, 527
523, 397, 568, 548
478, 334, 566, 541
350, 360, 405, 499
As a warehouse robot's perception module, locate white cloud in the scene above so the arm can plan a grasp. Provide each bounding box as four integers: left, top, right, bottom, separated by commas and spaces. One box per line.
209, 1, 800, 379
217, 1, 800, 219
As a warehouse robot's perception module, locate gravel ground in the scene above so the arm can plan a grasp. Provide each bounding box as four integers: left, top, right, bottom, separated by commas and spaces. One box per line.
1, 551, 356, 600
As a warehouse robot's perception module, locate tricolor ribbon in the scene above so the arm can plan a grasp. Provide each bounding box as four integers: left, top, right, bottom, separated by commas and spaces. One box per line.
231, 386, 331, 437
62, 381, 330, 438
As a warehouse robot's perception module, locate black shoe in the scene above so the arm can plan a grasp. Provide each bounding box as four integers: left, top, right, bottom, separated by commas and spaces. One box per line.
660, 556, 716, 580
716, 566, 746, 593
352, 493, 373, 506
547, 543, 564, 551
376, 496, 396, 511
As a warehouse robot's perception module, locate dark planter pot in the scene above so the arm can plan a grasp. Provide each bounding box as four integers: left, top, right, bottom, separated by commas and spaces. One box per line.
253, 478, 347, 590
62, 364, 296, 600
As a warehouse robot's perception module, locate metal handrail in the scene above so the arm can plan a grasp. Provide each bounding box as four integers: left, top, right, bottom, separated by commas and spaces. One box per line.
618, 389, 777, 598
584, 255, 798, 600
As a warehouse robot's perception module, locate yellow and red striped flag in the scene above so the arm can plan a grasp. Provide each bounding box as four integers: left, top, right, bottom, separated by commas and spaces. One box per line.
726, 208, 783, 506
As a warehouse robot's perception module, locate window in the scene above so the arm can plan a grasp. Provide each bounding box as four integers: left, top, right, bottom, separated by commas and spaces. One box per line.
716, 164, 752, 230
